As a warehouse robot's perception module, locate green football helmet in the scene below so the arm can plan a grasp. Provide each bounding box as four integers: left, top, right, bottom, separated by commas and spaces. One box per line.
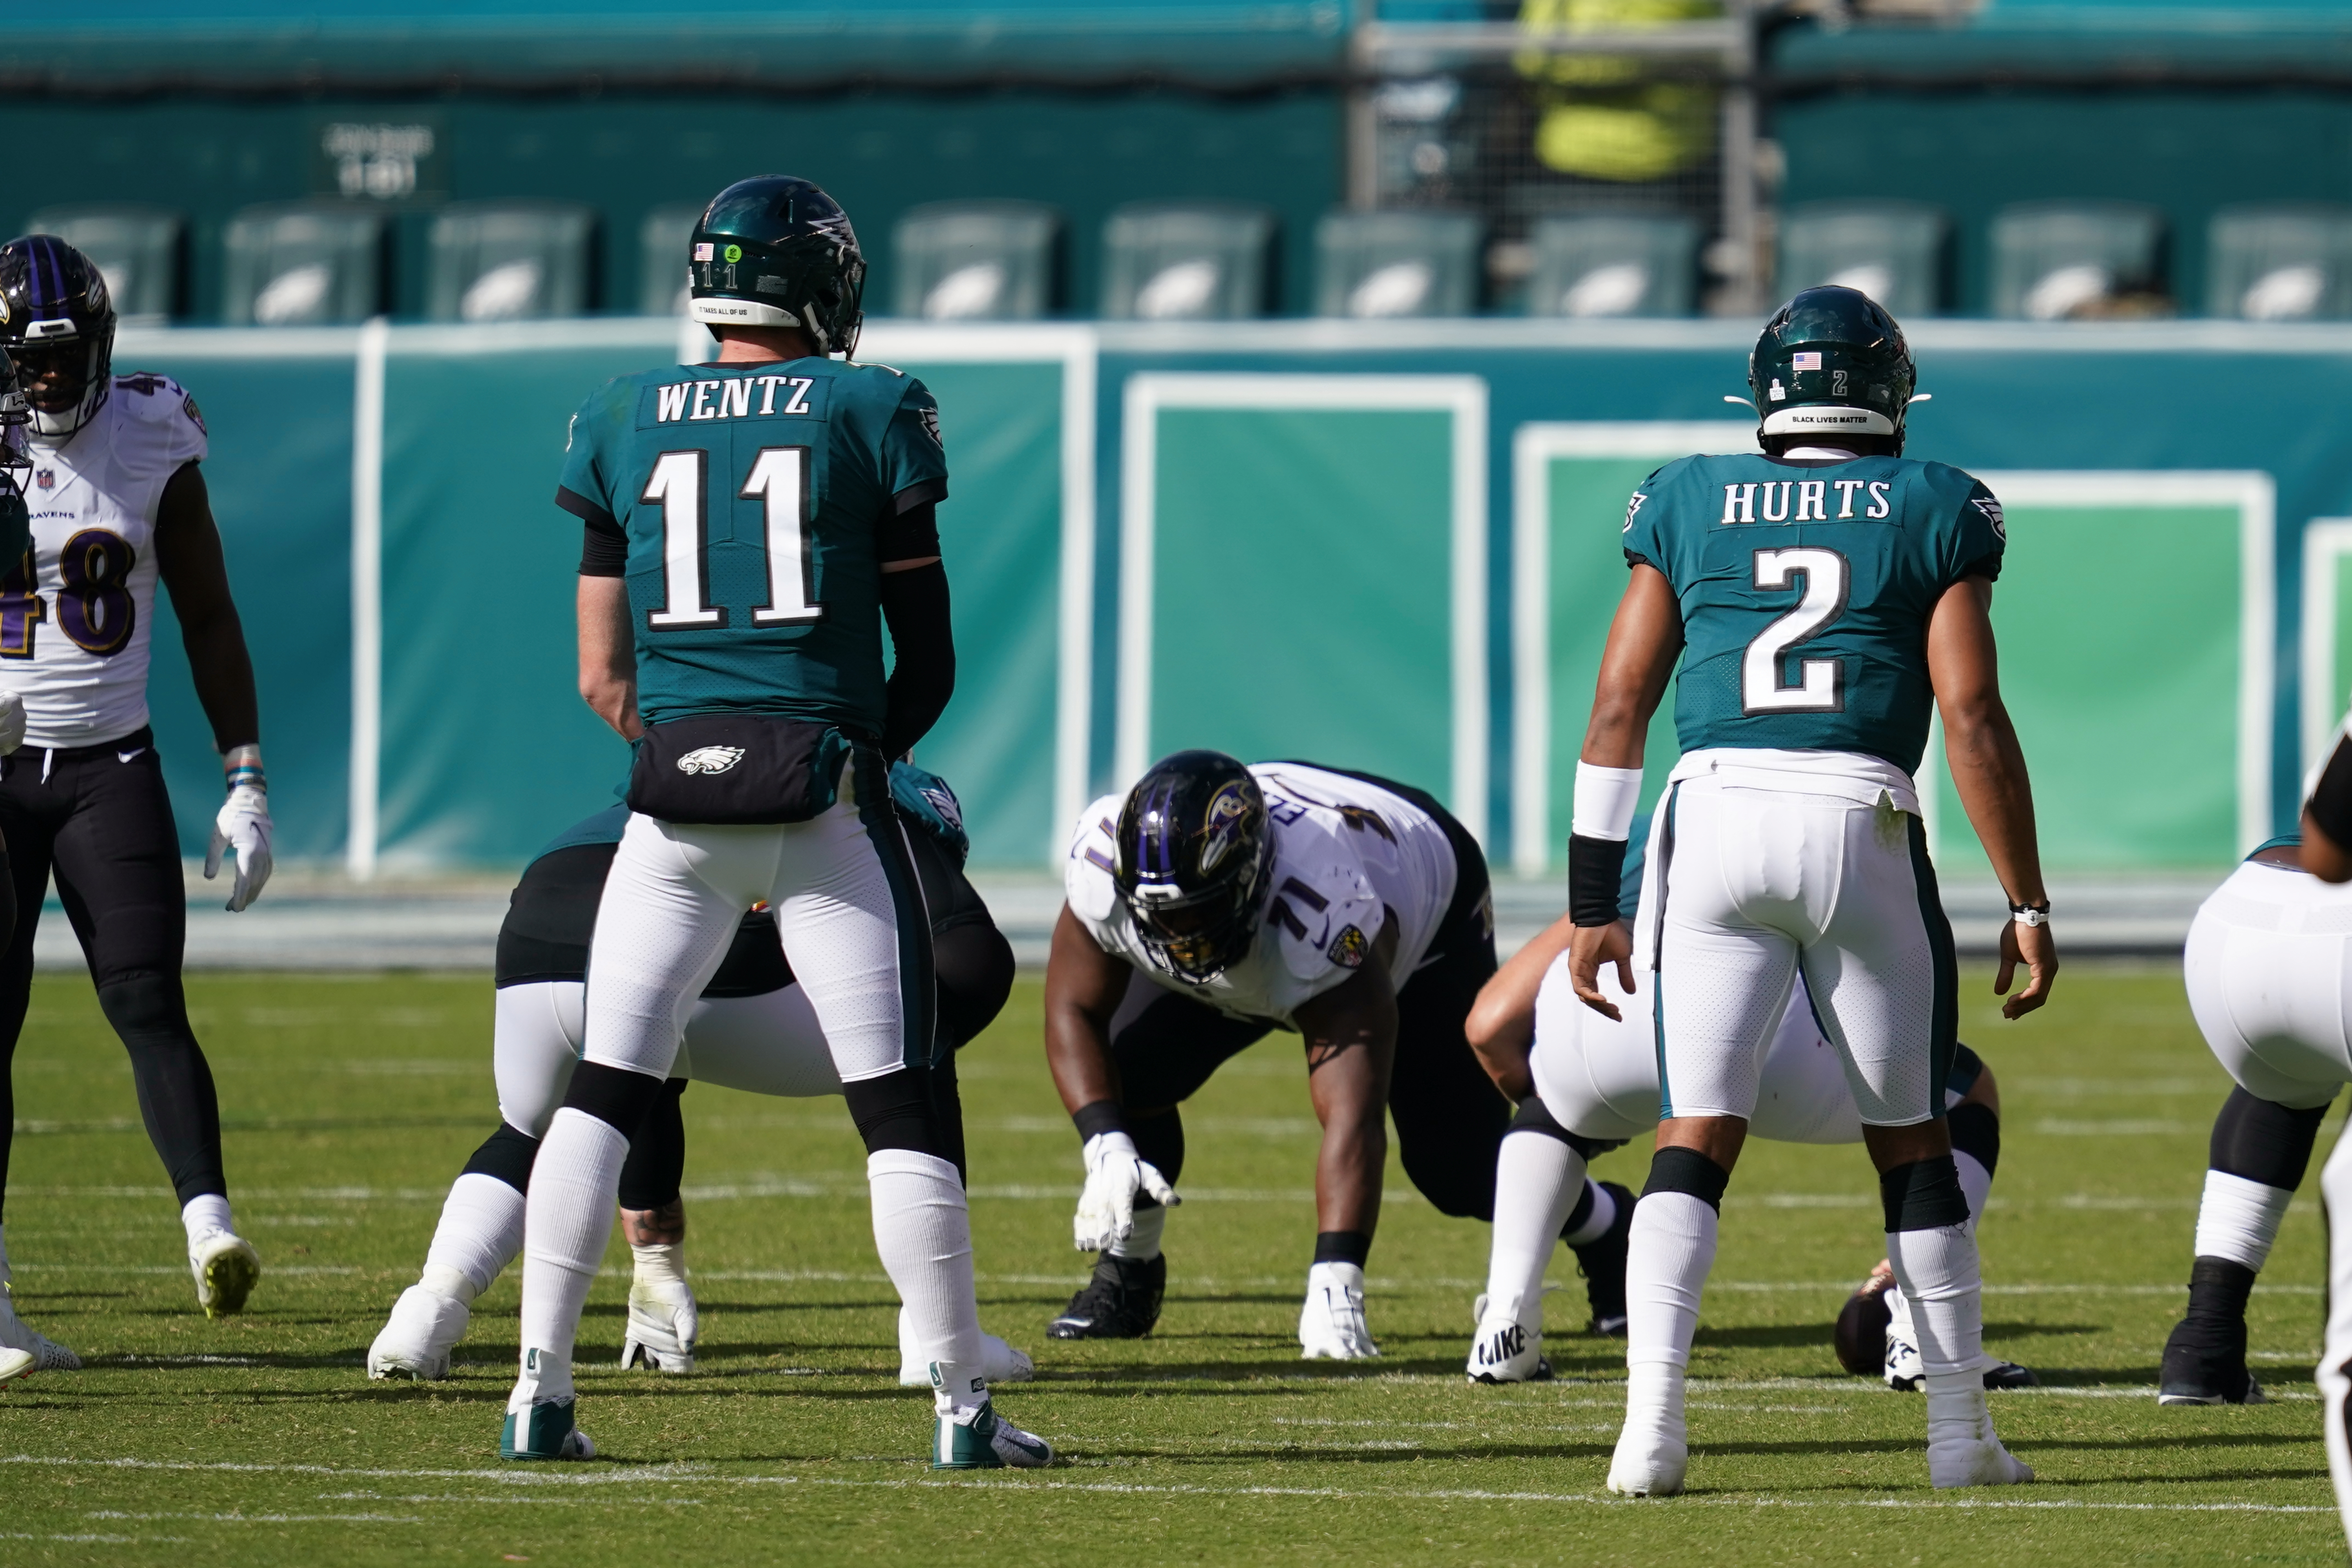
688, 175, 866, 356
1744, 285, 1918, 454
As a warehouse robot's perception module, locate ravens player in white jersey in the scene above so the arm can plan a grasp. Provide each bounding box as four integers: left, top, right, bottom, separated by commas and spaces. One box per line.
0, 347, 40, 1387
365, 763, 1033, 1390
0, 237, 273, 1361
1046, 751, 1630, 1358
1573, 286, 2054, 1494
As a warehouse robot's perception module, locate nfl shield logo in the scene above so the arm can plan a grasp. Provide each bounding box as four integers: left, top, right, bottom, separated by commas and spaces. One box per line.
34, 469, 52, 490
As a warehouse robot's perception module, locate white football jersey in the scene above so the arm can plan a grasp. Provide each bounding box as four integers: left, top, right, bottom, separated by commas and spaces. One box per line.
1065, 762, 1459, 1027
11, 373, 207, 748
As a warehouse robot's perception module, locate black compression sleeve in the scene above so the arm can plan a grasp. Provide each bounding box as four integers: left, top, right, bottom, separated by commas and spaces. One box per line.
881, 498, 942, 563
2312, 735, 2352, 851
879, 561, 955, 759
579, 514, 627, 577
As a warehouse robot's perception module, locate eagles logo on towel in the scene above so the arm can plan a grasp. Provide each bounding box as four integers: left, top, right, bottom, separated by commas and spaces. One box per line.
1198, 779, 1251, 874
1328, 924, 1368, 969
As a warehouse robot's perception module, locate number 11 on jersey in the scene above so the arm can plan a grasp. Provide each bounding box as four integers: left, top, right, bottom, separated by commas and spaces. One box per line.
640, 445, 822, 632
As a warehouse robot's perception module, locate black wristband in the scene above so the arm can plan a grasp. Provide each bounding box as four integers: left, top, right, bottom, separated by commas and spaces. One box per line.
1073, 1099, 1128, 1142
2313, 736, 2352, 852
1568, 833, 1629, 927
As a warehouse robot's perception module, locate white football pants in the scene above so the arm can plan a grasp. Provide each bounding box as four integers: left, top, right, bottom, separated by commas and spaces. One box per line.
1645, 753, 1951, 1128
2183, 858, 2352, 1111
493, 979, 843, 1138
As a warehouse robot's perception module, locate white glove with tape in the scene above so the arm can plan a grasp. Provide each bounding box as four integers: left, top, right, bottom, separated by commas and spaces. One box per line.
1071, 1131, 1180, 1252
1299, 1261, 1381, 1360
207, 782, 274, 912
0, 690, 24, 755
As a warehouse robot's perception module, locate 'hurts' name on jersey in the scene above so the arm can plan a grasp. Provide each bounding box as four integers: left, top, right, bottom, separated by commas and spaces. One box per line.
1720, 479, 1893, 525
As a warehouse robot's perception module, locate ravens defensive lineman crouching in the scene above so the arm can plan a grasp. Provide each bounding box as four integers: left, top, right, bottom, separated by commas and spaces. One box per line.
1461, 820, 2033, 1393
1044, 753, 1568, 1359
0, 237, 273, 1352
505, 176, 1048, 1469
366, 763, 1034, 1389
1573, 286, 2055, 1495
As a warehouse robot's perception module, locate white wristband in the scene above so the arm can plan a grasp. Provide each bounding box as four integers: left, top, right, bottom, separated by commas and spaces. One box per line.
1572, 762, 1643, 842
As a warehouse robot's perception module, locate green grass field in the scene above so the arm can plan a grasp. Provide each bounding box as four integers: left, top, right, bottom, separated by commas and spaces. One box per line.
0, 962, 2341, 1564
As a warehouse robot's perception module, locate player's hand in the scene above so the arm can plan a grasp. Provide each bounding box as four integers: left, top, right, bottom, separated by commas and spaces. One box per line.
1994, 917, 2056, 1019
205, 784, 274, 912
1072, 1131, 1180, 1251
1568, 919, 1635, 1022
0, 690, 25, 756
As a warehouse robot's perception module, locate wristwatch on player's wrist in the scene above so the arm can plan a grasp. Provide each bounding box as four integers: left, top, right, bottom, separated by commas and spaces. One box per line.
2008, 900, 2051, 928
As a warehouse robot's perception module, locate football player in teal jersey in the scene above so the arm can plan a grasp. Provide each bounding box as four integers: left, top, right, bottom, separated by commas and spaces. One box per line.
1566, 286, 2056, 1494
504, 176, 1049, 1470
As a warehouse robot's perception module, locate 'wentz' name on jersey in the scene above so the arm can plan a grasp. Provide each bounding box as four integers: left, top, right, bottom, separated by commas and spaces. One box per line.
1067, 763, 1457, 1026
555, 356, 947, 735
1623, 452, 2006, 774
8, 372, 207, 749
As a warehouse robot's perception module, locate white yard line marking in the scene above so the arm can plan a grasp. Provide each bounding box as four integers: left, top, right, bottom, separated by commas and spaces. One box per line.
89, 1509, 421, 1524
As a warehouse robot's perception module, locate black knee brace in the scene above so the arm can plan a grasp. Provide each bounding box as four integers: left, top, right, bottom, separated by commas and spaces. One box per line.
1643, 1146, 1731, 1212
2210, 1086, 2334, 1191
843, 1066, 953, 1162
1508, 1095, 1628, 1161
460, 1122, 542, 1194
1948, 1101, 2001, 1179
1880, 1154, 1969, 1232
561, 1058, 664, 1138
617, 1078, 688, 1211
1127, 1108, 1186, 1197
934, 922, 1016, 1051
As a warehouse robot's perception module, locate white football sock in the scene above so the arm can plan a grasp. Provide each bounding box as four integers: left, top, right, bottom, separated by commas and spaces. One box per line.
517, 1108, 628, 1386
1564, 1177, 1617, 1247
1955, 1149, 1994, 1227
1107, 1203, 1167, 1262
1887, 1221, 2014, 1471
632, 1241, 688, 1288
868, 1149, 987, 1416
2194, 1170, 2296, 1272
423, 1172, 524, 1303
182, 1193, 234, 1247
1620, 1192, 1716, 1437
1481, 1131, 1586, 1323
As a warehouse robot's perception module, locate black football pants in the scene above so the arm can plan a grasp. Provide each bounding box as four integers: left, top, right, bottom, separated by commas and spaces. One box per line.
0, 729, 227, 1220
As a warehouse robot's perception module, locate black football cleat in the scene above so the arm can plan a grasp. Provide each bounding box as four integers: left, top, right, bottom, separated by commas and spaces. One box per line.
2159, 1258, 2269, 1406
1047, 1253, 1166, 1340
1570, 1181, 1636, 1336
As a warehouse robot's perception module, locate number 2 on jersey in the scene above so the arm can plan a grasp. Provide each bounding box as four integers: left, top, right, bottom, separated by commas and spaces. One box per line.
1740, 546, 1846, 713
640, 446, 821, 632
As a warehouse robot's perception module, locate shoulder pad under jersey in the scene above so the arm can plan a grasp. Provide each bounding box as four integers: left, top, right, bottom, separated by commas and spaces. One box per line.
1064, 794, 1125, 927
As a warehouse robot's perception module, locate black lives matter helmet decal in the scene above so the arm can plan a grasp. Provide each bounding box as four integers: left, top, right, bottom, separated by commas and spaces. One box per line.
687, 175, 866, 357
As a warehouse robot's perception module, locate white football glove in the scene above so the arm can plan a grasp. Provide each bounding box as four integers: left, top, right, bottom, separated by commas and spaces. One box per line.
1299, 1261, 1381, 1360
0, 691, 23, 756
206, 784, 274, 912
1071, 1131, 1180, 1252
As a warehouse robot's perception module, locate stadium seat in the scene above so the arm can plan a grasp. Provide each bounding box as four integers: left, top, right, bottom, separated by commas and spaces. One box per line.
2207, 204, 2352, 321
221, 203, 387, 326
1990, 201, 2167, 320
892, 201, 1062, 321
425, 202, 595, 323
640, 203, 705, 316
1313, 209, 1483, 318
1777, 201, 1947, 317
1524, 214, 1700, 318
21, 205, 183, 321
1100, 203, 1278, 321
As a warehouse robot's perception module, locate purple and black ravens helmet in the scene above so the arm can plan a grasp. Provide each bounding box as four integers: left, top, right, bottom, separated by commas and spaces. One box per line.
688, 175, 866, 357
0, 350, 29, 492
1114, 750, 1274, 984
0, 235, 117, 440
1746, 285, 1917, 455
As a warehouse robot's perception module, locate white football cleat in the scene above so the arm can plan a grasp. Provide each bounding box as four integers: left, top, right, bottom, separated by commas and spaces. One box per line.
1299, 1261, 1379, 1361
0, 1347, 33, 1385
1466, 1292, 1550, 1383
189, 1230, 261, 1319
621, 1274, 699, 1373
1926, 1378, 2034, 1488
0, 1282, 80, 1370
1608, 1363, 1689, 1496
896, 1305, 1036, 1387
368, 1285, 471, 1381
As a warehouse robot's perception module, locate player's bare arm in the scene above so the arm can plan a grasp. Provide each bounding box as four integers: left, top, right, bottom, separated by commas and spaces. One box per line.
1926, 574, 2056, 1017
1465, 909, 1578, 1098
1569, 562, 1682, 1020
154, 462, 258, 751
1294, 917, 1401, 1238
575, 575, 640, 740
1042, 904, 1132, 1117
2304, 733, 2352, 882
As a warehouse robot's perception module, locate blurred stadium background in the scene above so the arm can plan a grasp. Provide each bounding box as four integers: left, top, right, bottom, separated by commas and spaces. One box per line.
10, 0, 2352, 963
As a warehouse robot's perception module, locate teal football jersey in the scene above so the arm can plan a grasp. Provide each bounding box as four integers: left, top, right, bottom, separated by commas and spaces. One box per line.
1621, 453, 2005, 775
556, 356, 948, 734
